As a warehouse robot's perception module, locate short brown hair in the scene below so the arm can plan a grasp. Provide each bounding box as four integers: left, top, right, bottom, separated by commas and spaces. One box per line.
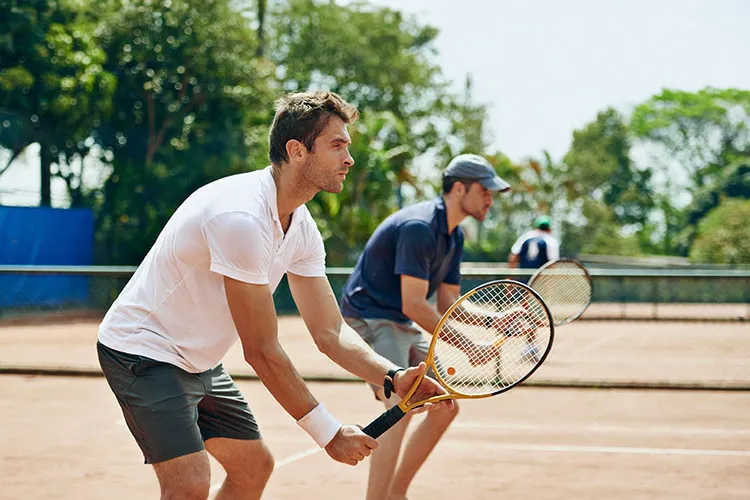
269, 91, 359, 164
442, 176, 475, 194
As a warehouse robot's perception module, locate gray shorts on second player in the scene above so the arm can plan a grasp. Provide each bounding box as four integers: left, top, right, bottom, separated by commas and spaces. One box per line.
344, 316, 430, 398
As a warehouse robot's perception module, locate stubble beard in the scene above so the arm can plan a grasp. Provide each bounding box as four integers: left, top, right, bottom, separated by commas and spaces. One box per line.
302, 156, 344, 194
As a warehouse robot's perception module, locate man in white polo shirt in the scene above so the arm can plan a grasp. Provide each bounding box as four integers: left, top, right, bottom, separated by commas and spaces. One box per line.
97, 91, 449, 500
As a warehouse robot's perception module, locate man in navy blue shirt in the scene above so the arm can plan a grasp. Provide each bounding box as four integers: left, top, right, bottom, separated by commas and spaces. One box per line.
341, 154, 510, 500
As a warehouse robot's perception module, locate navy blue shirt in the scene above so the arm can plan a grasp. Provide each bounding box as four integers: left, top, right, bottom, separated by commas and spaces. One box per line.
340, 197, 464, 322
519, 237, 549, 269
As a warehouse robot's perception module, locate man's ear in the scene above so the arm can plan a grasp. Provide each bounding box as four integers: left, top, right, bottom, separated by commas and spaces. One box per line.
285, 139, 307, 162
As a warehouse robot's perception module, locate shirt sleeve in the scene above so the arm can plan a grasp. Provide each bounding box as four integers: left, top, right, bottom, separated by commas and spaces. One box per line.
287, 224, 327, 277
510, 231, 531, 255
547, 236, 560, 260
443, 229, 464, 285
203, 212, 272, 284
394, 221, 436, 281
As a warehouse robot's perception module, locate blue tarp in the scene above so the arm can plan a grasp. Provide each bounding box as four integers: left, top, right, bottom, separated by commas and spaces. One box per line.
0, 206, 94, 308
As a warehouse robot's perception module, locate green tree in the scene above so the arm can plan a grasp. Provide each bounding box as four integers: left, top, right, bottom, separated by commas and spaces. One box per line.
631, 87, 750, 189
267, 0, 465, 263
93, 0, 274, 263
675, 159, 750, 255
561, 108, 653, 255
689, 199, 750, 264
0, 0, 115, 206
632, 88, 750, 255
268, 0, 443, 116
309, 110, 416, 264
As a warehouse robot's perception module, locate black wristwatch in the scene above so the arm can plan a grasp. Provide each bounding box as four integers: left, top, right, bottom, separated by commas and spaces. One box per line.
383, 367, 406, 399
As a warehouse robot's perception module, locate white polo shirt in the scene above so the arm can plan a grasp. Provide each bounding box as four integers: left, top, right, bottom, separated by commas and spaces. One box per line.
98, 167, 327, 373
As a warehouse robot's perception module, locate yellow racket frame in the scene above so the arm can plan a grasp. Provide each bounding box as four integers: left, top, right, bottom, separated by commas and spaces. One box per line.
362, 279, 554, 438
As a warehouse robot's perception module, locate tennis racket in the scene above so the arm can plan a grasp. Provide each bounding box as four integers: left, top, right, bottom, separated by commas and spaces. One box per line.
528, 259, 593, 326
362, 280, 554, 439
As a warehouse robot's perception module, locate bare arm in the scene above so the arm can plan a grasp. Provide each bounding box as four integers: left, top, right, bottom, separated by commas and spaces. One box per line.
401, 274, 444, 334
287, 273, 396, 386
224, 276, 317, 420
436, 282, 461, 315
508, 252, 520, 268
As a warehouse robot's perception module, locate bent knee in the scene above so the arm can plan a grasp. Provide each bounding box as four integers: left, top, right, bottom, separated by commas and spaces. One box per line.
161, 476, 210, 500
255, 447, 275, 478
224, 442, 275, 485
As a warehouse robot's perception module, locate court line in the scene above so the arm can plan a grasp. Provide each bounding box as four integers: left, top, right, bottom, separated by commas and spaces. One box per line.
468, 443, 750, 457
206, 440, 749, 496
453, 421, 750, 436
119, 417, 750, 437
558, 357, 750, 366
208, 447, 323, 496
140, 417, 750, 498
115, 417, 325, 497
274, 447, 325, 467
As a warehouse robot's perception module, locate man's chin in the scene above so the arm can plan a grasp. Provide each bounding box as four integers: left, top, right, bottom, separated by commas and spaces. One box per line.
473, 212, 488, 222
321, 182, 345, 194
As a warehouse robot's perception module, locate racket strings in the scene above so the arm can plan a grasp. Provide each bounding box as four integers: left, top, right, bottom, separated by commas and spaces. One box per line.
434, 282, 552, 396
529, 262, 592, 324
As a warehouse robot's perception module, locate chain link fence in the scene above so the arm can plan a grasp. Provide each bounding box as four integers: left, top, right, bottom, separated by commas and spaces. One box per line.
0, 265, 748, 322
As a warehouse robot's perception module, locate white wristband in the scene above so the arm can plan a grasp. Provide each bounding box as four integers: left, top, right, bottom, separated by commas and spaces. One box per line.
296, 404, 342, 448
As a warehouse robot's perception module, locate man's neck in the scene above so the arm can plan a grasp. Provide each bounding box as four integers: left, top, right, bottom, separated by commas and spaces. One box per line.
442, 194, 468, 234
272, 163, 318, 231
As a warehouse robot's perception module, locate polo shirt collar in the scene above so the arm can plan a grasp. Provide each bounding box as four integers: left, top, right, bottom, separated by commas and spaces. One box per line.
263, 166, 304, 231
436, 196, 450, 235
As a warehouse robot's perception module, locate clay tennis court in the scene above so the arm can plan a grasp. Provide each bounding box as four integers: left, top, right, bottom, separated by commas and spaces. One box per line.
2, 316, 750, 499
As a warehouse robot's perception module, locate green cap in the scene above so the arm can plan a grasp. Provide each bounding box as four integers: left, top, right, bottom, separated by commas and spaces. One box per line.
534, 215, 551, 230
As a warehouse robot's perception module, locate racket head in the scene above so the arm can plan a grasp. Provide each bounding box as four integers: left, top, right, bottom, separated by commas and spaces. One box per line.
362, 279, 555, 439
528, 259, 593, 326
425, 279, 554, 399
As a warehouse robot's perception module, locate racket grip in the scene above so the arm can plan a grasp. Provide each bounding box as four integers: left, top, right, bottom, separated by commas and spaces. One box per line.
362, 405, 407, 438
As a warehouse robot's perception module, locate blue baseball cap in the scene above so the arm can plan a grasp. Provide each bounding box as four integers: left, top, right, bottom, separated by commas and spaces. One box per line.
443, 154, 511, 192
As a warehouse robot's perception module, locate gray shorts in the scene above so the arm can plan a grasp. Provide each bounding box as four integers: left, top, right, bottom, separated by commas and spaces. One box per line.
97, 341, 260, 464
344, 317, 431, 399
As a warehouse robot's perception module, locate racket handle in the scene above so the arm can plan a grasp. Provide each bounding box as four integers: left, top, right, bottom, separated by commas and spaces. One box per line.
362, 405, 406, 438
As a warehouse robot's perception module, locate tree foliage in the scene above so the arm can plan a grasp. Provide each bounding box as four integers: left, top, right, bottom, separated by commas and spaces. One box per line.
92, 0, 274, 263
1, 0, 748, 265
689, 199, 750, 264
0, 0, 116, 205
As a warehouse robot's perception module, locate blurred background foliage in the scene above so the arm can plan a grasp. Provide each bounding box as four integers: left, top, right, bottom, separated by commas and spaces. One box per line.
1, 0, 748, 265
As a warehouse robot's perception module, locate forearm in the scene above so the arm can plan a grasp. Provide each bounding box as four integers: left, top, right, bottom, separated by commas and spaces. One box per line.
316, 325, 397, 386
508, 253, 519, 268
403, 299, 442, 335
244, 342, 318, 420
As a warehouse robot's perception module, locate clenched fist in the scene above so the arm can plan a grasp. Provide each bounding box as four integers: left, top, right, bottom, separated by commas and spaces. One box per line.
324, 425, 378, 466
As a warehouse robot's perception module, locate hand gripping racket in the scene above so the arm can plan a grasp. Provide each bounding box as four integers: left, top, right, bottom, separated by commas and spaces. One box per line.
527, 259, 593, 326
362, 280, 554, 438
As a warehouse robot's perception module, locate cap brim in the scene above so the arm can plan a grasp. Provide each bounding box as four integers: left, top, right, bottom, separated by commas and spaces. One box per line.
479, 176, 511, 192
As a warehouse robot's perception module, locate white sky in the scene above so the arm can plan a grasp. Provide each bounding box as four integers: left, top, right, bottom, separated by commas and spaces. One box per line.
367, 0, 750, 160
2, 0, 749, 206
